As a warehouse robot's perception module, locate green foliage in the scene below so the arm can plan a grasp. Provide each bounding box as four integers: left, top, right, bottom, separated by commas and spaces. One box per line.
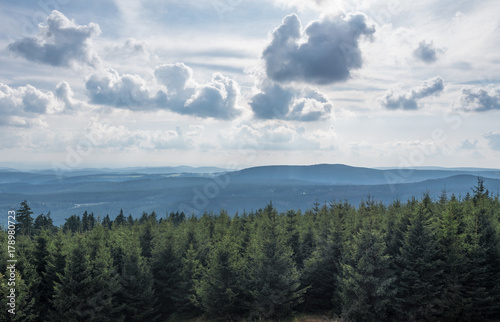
339, 218, 395, 322
4, 181, 500, 321
16, 200, 34, 236
246, 204, 305, 320
194, 235, 247, 320
391, 204, 444, 320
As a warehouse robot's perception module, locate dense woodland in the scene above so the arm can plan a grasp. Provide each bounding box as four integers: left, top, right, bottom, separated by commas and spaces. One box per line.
1, 179, 500, 321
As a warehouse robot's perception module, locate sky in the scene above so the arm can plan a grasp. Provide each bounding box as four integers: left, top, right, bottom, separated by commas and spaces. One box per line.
0, 0, 499, 170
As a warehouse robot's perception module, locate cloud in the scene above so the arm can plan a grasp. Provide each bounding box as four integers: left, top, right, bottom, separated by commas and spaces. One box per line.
86, 68, 152, 109
0, 83, 66, 126
55, 81, 90, 112
85, 119, 193, 150
483, 132, 500, 151
219, 121, 321, 150
378, 76, 444, 110
107, 38, 150, 59
86, 63, 242, 119
8, 10, 101, 67
459, 139, 477, 150
413, 40, 438, 64
262, 13, 375, 85
250, 82, 333, 121
459, 85, 500, 112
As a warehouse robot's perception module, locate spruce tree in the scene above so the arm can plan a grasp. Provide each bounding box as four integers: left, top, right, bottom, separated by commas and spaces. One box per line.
43, 232, 67, 319
16, 200, 34, 236
392, 203, 444, 320
52, 237, 121, 321
151, 236, 182, 320
175, 243, 203, 318
247, 204, 304, 319
114, 209, 126, 227
194, 234, 248, 320
435, 204, 467, 320
339, 218, 395, 321
32, 234, 52, 317
113, 245, 157, 321
460, 186, 500, 319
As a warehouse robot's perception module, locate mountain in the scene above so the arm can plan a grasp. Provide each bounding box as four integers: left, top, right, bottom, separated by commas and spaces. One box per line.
231, 164, 500, 185
1, 164, 499, 225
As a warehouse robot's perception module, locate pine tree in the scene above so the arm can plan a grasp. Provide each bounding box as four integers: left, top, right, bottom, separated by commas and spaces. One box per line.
52, 237, 122, 321
33, 213, 55, 234
43, 232, 67, 320
16, 200, 34, 236
32, 234, 52, 317
102, 214, 113, 229
460, 185, 500, 319
195, 234, 248, 320
139, 224, 154, 259
9, 271, 38, 321
175, 243, 203, 318
113, 245, 157, 321
63, 215, 81, 233
339, 218, 395, 321
247, 204, 305, 319
151, 236, 183, 320
300, 202, 344, 314
435, 203, 467, 320
392, 203, 444, 320
114, 209, 126, 227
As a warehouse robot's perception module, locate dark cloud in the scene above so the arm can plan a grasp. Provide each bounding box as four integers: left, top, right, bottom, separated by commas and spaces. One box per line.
459, 86, 500, 112
86, 63, 242, 120
483, 132, 500, 151
8, 10, 101, 67
378, 76, 444, 110
413, 40, 438, 64
250, 82, 333, 121
263, 13, 375, 85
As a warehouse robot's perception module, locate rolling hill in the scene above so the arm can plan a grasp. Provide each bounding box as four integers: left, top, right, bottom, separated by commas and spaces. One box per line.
1, 164, 499, 225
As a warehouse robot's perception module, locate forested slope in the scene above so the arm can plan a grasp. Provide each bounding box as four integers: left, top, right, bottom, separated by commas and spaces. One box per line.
1, 179, 500, 321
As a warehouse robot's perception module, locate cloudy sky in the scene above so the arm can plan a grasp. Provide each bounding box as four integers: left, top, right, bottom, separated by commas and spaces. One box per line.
1, 0, 499, 170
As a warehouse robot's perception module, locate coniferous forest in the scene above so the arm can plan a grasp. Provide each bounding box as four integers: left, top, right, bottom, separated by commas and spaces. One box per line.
1, 179, 500, 321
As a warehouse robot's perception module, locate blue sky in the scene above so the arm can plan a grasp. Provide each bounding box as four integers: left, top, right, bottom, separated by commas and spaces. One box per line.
0, 0, 499, 170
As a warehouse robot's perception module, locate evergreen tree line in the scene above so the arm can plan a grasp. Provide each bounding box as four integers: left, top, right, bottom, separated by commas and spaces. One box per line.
1, 179, 500, 321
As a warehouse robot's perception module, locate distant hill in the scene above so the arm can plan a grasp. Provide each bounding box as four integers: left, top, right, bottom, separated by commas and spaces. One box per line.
232, 164, 500, 185
1, 164, 499, 225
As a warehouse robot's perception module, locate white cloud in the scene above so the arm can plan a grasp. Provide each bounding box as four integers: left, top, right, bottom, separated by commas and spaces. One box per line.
85, 118, 193, 150
107, 38, 150, 59
0, 83, 66, 126
483, 132, 500, 151
459, 85, 500, 112
459, 138, 478, 150
8, 10, 101, 67
85, 63, 242, 119
86, 68, 152, 109
219, 121, 323, 150
378, 76, 444, 110
262, 13, 375, 85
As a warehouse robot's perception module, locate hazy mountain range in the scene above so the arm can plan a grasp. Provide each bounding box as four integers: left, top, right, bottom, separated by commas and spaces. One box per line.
1, 164, 499, 225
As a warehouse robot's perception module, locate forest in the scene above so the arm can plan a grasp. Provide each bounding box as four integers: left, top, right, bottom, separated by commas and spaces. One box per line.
1, 178, 500, 321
